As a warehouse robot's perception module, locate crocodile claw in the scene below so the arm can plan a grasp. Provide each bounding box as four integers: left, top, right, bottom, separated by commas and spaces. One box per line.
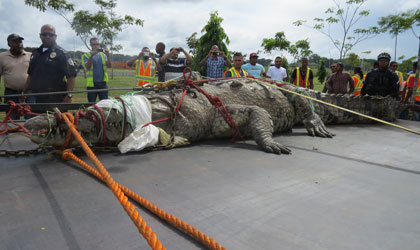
304, 113, 335, 138
262, 141, 292, 155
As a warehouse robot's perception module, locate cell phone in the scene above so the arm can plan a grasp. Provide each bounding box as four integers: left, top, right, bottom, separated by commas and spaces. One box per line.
98, 48, 104, 52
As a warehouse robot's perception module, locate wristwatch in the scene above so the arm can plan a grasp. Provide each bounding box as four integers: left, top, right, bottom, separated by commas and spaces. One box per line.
67, 93, 72, 98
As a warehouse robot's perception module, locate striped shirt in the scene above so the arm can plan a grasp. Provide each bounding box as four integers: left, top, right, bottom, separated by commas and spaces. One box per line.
164, 58, 187, 81
326, 72, 355, 94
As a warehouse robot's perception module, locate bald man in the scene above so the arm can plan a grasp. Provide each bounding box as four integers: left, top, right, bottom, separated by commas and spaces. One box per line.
23, 24, 77, 107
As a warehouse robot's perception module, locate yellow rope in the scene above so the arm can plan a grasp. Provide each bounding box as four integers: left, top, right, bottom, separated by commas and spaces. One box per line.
253, 79, 420, 136
147, 80, 177, 90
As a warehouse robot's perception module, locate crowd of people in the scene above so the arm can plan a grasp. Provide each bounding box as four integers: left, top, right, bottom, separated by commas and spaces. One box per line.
0, 24, 419, 121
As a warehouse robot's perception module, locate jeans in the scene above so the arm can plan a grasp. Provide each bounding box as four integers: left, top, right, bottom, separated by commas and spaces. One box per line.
87, 81, 108, 102
4, 88, 35, 120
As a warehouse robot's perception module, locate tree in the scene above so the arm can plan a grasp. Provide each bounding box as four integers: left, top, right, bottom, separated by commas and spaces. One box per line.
191, 11, 230, 76
377, 13, 413, 61
72, 1, 143, 51
288, 39, 312, 62
24, 0, 74, 12
294, 0, 380, 60
262, 32, 312, 63
317, 59, 327, 84
344, 53, 360, 68
25, 0, 143, 50
398, 56, 417, 76
185, 32, 199, 56
261, 32, 290, 55
309, 53, 322, 64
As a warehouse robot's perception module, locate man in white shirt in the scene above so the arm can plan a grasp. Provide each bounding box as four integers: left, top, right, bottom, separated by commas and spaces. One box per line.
267, 56, 287, 82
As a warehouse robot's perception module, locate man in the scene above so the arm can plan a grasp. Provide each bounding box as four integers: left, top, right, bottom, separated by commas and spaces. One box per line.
290, 58, 313, 89
127, 47, 161, 87
23, 24, 76, 105
322, 63, 336, 93
389, 61, 405, 101
361, 52, 399, 99
266, 56, 287, 81
199, 45, 231, 78
404, 62, 420, 104
241, 52, 266, 78
325, 63, 354, 94
155, 42, 166, 82
352, 67, 364, 96
0, 33, 33, 119
81, 38, 111, 102
159, 47, 192, 81
400, 62, 419, 120
224, 53, 249, 78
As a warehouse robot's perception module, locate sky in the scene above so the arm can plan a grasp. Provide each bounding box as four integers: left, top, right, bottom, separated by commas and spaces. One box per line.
0, 0, 419, 62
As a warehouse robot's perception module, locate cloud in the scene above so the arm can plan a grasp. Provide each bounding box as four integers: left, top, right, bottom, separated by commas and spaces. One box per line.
0, 0, 417, 62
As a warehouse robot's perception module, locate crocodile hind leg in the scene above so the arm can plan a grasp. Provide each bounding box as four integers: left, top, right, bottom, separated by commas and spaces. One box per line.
210, 104, 292, 154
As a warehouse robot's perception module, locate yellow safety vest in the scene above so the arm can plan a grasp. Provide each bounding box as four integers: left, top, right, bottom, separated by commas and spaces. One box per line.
224, 67, 248, 78
352, 75, 363, 96
294, 67, 311, 88
407, 74, 420, 101
395, 70, 404, 86
135, 59, 156, 87
81, 52, 109, 87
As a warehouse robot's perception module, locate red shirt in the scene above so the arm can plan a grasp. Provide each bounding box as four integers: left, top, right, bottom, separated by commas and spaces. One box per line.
407, 74, 419, 89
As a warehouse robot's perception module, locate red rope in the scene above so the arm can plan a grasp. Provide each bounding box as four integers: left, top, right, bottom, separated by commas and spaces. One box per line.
0, 101, 40, 135
141, 89, 188, 128
141, 70, 289, 141
182, 68, 244, 142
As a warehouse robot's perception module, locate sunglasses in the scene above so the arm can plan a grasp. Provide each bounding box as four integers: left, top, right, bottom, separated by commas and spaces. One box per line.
40, 32, 56, 37
91, 43, 100, 46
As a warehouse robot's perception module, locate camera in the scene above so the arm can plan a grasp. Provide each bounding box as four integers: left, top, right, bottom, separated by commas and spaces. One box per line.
143, 52, 150, 57
212, 51, 219, 56
97, 48, 104, 52
177, 48, 183, 52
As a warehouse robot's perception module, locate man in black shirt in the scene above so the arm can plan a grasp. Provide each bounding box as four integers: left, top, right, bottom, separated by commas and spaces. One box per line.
361, 52, 399, 99
23, 24, 77, 104
155, 42, 166, 82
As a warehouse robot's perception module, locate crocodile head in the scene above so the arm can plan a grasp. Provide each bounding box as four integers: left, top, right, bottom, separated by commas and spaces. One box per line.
25, 113, 99, 147
24, 107, 132, 147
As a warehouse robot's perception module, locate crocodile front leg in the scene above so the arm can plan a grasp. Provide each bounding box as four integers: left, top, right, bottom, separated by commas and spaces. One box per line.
280, 84, 334, 138
210, 104, 291, 154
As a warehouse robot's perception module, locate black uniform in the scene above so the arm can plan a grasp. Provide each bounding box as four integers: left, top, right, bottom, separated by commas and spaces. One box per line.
28, 44, 77, 103
361, 69, 399, 99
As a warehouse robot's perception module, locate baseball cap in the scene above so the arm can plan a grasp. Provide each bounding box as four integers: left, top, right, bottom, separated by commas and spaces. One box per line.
7, 33, 24, 42
249, 52, 258, 58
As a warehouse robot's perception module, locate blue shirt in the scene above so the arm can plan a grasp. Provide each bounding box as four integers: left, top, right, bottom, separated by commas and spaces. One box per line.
206, 56, 226, 78
241, 63, 265, 78
83, 53, 107, 82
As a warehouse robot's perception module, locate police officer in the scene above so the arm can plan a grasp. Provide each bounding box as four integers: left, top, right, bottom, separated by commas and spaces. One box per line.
361, 52, 399, 99
23, 24, 77, 104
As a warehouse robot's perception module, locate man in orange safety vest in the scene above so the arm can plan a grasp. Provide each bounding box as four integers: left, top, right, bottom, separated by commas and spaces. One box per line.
127, 47, 161, 87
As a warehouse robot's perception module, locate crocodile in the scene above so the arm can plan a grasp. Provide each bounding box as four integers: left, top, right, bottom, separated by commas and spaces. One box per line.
24, 76, 404, 154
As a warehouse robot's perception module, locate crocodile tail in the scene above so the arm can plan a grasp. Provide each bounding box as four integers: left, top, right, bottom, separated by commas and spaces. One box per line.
308, 90, 403, 125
